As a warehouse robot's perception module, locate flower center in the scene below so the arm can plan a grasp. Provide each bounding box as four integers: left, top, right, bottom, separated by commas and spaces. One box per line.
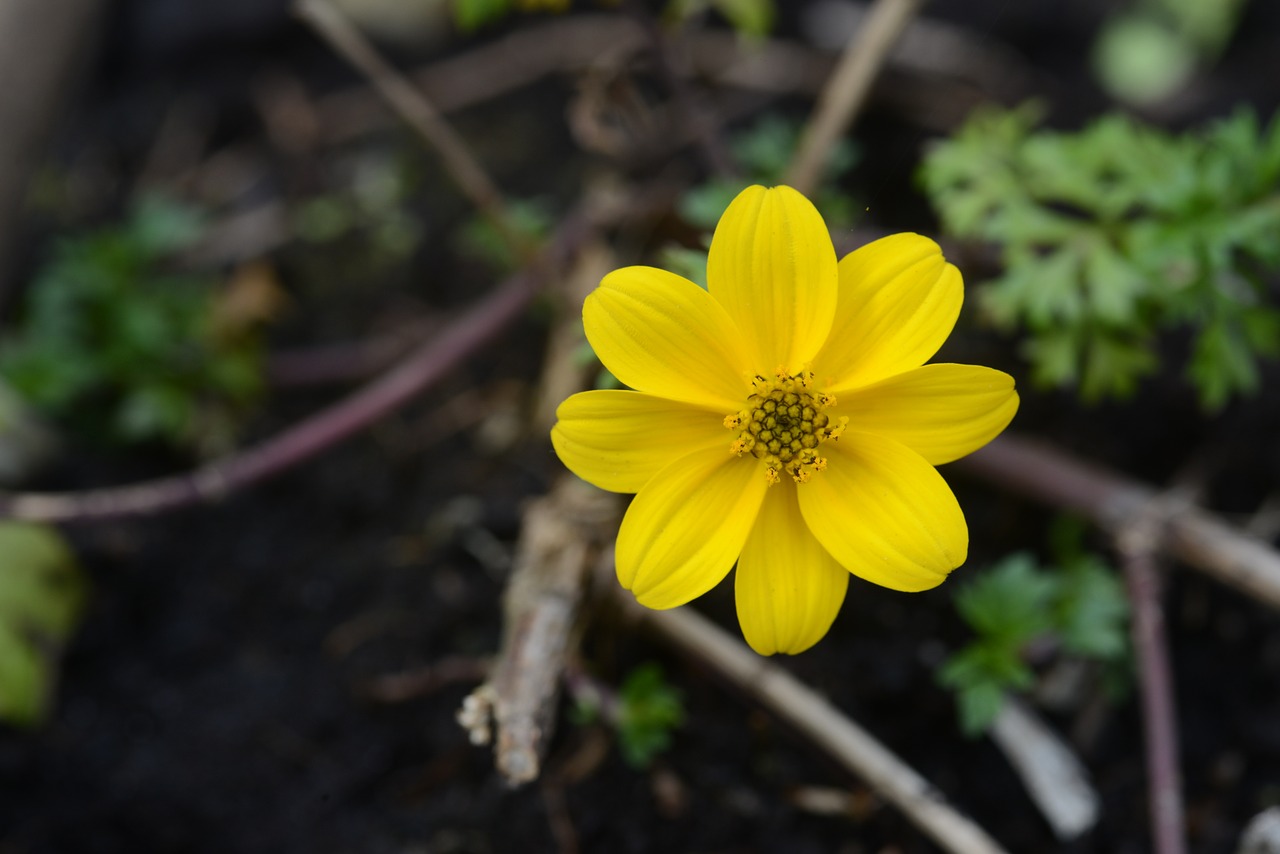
724, 368, 847, 485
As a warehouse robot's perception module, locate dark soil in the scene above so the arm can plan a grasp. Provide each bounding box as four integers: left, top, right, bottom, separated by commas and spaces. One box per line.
3, 1, 1280, 852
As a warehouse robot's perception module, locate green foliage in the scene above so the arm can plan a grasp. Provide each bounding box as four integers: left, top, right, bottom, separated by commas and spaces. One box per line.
666, 0, 776, 37
457, 199, 553, 273
0, 197, 265, 450
681, 115, 859, 231
452, 0, 571, 31
921, 105, 1280, 408
616, 663, 685, 767
453, 0, 513, 31
1093, 0, 1247, 105
937, 549, 1129, 736
573, 663, 685, 768
293, 154, 424, 265
0, 523, 87, 727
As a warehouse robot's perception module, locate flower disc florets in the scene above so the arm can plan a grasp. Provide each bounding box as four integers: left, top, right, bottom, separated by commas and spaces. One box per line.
725, 368, 847, 485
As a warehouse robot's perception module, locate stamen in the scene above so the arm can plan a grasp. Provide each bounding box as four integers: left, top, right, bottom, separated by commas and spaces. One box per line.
724, 369, 842, 485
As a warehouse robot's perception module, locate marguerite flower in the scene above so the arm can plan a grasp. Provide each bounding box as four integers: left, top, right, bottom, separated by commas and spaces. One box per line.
551, 185, 1018, 655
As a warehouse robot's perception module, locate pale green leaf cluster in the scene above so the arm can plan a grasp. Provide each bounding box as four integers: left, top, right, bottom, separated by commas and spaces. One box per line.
0, 523, 87, 726
0, 197, 264, 450
920, 105, 1280, 409
937, 551, 1129, 736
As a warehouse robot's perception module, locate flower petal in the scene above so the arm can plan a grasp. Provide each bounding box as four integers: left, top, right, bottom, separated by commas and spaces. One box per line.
735, 483, 849, 655
617, 451, 767, 610
706, 185, 837, 371
813, 233, 962, 394
840, 364, 1019, 465
798, 432, 967, 592
551, 390, 728, 493
585, 265, 751, 411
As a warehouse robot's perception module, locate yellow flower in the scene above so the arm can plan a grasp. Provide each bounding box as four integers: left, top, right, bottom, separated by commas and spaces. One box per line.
551, 185, 1019, 655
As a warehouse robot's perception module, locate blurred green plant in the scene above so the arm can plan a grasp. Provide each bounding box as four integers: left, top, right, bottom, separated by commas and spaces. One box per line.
451, 0, 571, 31
937, 547, 1129, 736
0, 197, 265, 451
457, 198, 553, 274
454, 0, 776, 35
681, 114, 859, 232
293, 154, 424, 265
0, 522, 87, 727
666, 0, 775, 37
1093, 0, 1248, 105
920, 104, 1280, 409
572, 662, 686, 768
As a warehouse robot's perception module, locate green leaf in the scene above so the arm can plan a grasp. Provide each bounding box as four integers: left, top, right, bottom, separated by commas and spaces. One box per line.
453, 0, 512, 31
1188, 318, 1260, 410
0, 523, 87, 726
1055, 556, 1129, 659
955, 680, 1008, 737
656, 245, 709, 290
457, 198, 552, 273
954, 553, 1058, 645
708, 0, 775, 37
616, 663, 685, 768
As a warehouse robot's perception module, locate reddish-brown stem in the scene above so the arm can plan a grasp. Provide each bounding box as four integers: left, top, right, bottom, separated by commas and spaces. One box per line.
957, 436, 1280, 611
1119, 526, 1187, 854
0, 214, 594, 522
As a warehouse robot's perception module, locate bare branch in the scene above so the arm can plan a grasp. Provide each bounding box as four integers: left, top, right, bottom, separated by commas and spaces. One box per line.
1118, 512, 1187, 854
462, 479, 622, 786
0, 213, 596, 522
785, 0, 925, 194
294, 0, 530, 258
958, 436, 1280, 611
634, 603, 1010, 854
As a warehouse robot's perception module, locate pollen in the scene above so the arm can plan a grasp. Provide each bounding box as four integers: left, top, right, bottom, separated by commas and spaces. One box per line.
726, 370, 847, 485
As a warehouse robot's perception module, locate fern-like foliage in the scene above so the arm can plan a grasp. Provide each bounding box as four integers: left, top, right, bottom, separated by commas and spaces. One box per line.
920, 105, 1280, 408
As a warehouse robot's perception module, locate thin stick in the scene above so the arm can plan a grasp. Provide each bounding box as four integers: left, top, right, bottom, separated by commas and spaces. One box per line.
0, 214, 594, 522
476, 478, 621, 785
634, 603, 1009, 854
1118, 517, 1187, 854
784, 0, 925, 195
957, 436, 1280, 611
293, 0, 529, 257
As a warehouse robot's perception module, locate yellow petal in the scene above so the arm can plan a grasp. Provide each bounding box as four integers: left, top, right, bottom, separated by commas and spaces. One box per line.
735, 483, 849, 655
706, 185, 837, 371
798, 432, 967, 591
617, 450, 767, 610
840, 364, 1019, 465
813, 233, 962, 394
551, 390, 727, 493
585, 265, 751, 411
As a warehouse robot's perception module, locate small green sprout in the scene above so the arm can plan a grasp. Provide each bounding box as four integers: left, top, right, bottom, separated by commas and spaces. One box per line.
572, 662, 685, 769
937, 549, 1130, 737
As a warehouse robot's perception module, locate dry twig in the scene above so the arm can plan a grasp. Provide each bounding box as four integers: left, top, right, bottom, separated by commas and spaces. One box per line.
988, 696, 1099, 840
458, 478, 622, 785
294, 0, 529, 258
0, 212, 596, 522
633, 603, 1009, 854
785, 0, 926, 194
958, 435, 1280, 611
1118, 510, 1187, 854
